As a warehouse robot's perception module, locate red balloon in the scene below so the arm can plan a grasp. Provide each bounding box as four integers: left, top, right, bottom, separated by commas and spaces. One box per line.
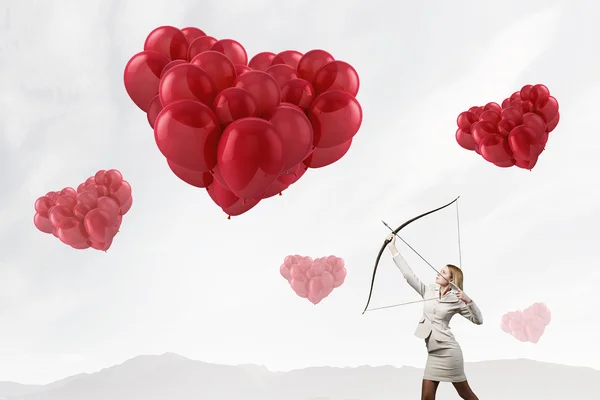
167, 159, 213, 188
297, 49, 335, 83
210, 164, 230, 189
278, 163, 308, 185
85, 184, 108, 198
33, 213, 53, 234
90, 238, 113, 251
205, 178, 240, 208
515, 154, 539, 170
71, 241, 91, 250
501, 107, 523, 125
77, 192, 98, 209
269, 106, 314, 171
34, 196, 54, 214
108, 180, 132, 208
312, 61, 360, 96
522, 112, 547, 140
501, 98, 511, 109
190, 51, 237, 93
216, 118, 284, 199
479, 134, 513, 164
55, 195, 76, 210
508, 126, 540, 160
308, 90, 362, 148
497, 119, 517, 136
144, 26, 188, 60
235, 64, 252, 76
187, 36, 218, 60
48, 205, 73, 227
280, 102, 304, 113
270, 50, 304, 69
266, 64, 299, 88
147, 95, 163, 128
484, 102, 502, 114
97, 196, 121, 225
57, 217, 88, 246
303, 138, 352, 168
479, 110, 501, 126
60, 188, 77, 198
222, 198, 260, 217
529, 84, 550, 104
494, 159, 516, 168
120, 197, 133, 215
124, 51, 170, 111
471, 121, 497, 144
248, 52, 276, 71
509, 91, 521, 102
159, 64, 216, 107
180, 27, 206, 44
212, 87, 258, 127
535, 96, 559, 123
211, 39, 248, 66
154, 100, 221, 172
160, 60, 187, 77
546, 112, 560, 132
456, 111, 477, 131
73, 203, 92, 220
103, 169, 123, 190
84, 208, 114, 243
281, 79, 315, 110
455, 129, 476, 151
520, 85, 533, 101
233, 71, 281, 118
259, 179, 289, 199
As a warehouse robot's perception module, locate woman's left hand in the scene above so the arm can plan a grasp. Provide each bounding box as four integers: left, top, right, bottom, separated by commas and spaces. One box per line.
456, 291, 472, 304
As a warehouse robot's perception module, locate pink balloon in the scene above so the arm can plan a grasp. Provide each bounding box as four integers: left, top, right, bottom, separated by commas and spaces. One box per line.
120, 196, 133, 215
500, 303, 551, 343
97, 196, 121, 225
57, 217, 88, 246
83, 208, 114, 243
33, 213, 53, 234
55, 195, 77, 210
108, 181, 132, 206
48, 206, 73, 227
73, 203, 92, 219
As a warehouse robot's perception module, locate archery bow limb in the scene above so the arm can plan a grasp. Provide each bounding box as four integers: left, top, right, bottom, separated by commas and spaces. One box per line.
361, 196, 460, 315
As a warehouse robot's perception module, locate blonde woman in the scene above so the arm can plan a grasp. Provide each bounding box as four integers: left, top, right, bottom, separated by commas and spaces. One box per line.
386, 233, 483, 400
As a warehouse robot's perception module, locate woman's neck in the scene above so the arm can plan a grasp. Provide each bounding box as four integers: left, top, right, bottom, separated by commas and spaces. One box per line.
440, 285, 451, 296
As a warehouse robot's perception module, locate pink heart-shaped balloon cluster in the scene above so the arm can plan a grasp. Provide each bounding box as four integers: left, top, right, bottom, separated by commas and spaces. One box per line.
280, 255, 347, 305
456, 84, 560, 170
33, 169, 133, 251
500, 302, 551, 344
123, 26, 363, 218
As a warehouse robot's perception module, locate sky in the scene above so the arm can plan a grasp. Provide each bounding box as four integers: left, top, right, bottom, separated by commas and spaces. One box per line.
1, 0, 599, 385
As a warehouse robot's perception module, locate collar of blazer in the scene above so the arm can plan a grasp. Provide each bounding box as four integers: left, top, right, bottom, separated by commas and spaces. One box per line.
434, 285, 460, 303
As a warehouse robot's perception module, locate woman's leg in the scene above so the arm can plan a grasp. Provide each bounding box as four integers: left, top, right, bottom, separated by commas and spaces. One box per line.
451, 380, 478, 400
421, 379, 439, 400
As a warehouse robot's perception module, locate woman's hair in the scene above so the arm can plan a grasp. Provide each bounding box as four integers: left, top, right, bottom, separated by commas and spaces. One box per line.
446, 264, 464, 291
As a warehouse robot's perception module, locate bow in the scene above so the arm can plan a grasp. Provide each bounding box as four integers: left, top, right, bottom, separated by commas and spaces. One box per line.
361, 196, 460, 314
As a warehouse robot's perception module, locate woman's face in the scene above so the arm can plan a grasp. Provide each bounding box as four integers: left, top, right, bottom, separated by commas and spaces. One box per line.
435, 266, 452, 287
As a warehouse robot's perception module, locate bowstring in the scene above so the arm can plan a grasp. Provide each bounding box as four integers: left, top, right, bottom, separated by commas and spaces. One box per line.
365, 200, 463, 313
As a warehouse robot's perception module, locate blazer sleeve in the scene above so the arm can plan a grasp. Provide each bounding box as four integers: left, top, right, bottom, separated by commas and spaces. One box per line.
459, 300, 483, 325
391, 252, 426, 298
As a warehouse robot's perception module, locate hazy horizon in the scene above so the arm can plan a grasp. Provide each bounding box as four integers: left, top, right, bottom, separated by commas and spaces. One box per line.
2, 0, 599, 389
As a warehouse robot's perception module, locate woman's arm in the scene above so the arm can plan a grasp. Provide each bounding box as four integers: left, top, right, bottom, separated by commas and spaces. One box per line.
458, 299, 483, 325
388, 243, 426, 298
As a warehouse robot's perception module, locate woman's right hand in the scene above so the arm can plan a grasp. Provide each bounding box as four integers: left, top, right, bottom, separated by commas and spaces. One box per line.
386, 233, 396, 245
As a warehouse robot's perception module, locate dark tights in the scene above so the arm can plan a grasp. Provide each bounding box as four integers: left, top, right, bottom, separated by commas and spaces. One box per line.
421, 379, 479, 400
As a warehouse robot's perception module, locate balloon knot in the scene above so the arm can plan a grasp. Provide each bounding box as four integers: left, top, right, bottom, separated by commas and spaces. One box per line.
279, 192, 282, 196
227, 215, 231, 220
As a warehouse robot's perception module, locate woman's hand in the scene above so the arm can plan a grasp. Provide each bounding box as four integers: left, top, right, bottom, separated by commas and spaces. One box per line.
456, 290, 472, 304
386, 232, 396, 245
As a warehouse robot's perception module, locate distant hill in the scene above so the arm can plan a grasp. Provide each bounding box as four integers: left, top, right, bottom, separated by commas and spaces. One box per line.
0, 353, 595, 399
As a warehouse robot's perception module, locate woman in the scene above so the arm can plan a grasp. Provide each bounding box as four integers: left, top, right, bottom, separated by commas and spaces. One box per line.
386, 233, 483, 400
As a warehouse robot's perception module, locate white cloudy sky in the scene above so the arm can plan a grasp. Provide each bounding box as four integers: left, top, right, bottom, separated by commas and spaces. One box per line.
1, 0, 599, 385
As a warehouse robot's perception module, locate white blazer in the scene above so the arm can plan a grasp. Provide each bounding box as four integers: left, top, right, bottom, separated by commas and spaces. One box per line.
392, 252, 483, 342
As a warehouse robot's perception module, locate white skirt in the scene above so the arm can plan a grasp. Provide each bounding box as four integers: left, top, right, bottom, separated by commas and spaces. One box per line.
423, 334, 467, 382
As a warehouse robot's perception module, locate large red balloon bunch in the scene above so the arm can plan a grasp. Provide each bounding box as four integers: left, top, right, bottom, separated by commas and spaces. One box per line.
123, 26, 363, 217
33, 169, 133, 251
455, 84, 560, 170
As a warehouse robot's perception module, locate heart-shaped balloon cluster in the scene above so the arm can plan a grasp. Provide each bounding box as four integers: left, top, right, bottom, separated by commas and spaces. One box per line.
280, 255, 347, 305
33, 169, 133, 251
456, 84, 560, 170
500, 302, 551, 344
123, 26, 363, 218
